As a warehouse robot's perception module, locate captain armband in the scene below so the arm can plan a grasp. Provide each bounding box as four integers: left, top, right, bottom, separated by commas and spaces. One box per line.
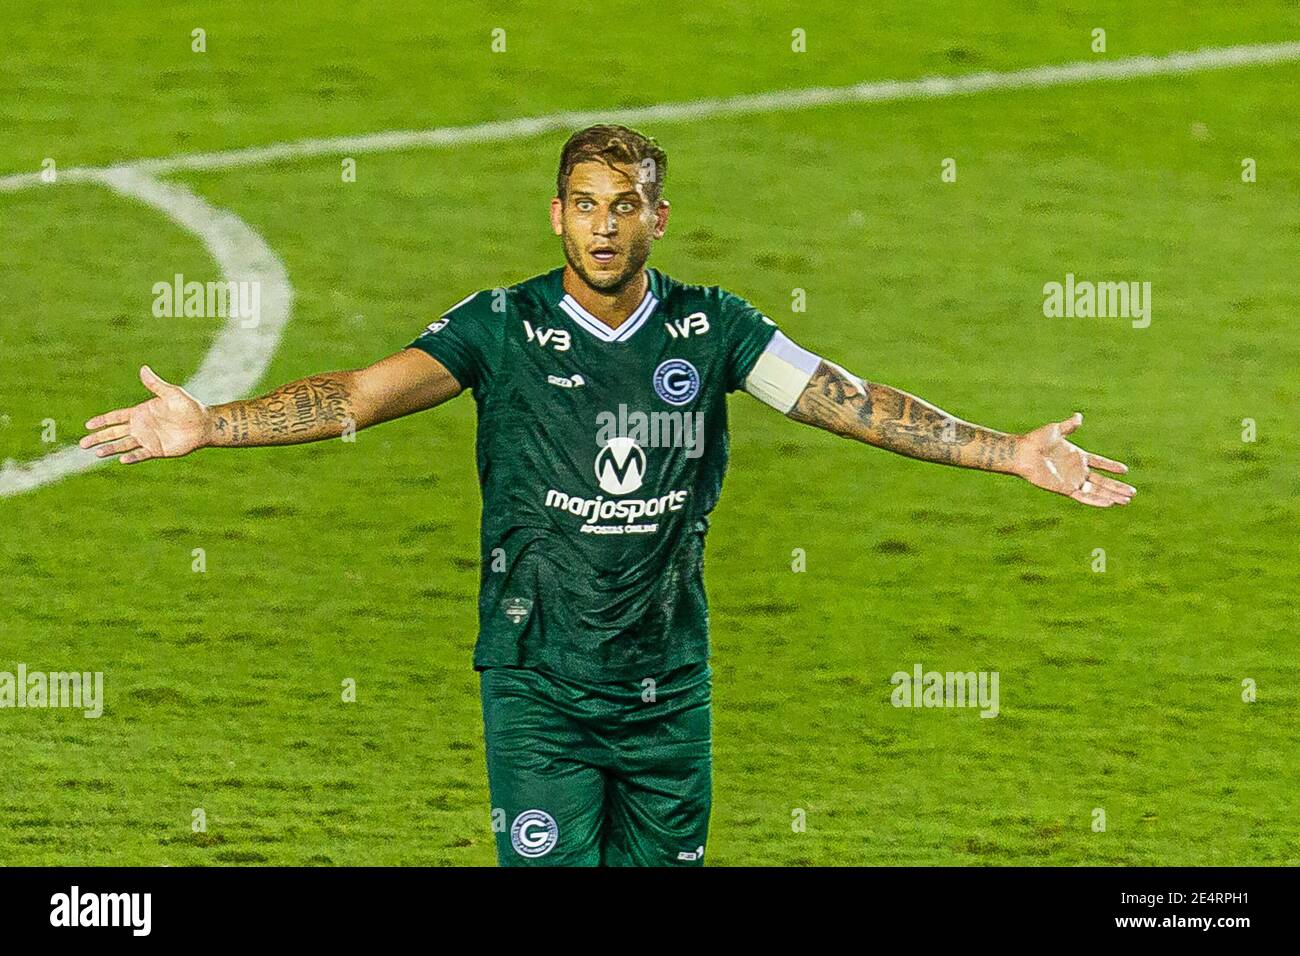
741, 331, 823, 414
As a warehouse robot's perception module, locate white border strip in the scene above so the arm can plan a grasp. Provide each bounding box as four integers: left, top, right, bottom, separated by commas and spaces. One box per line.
560, 289, 657, 342
614, 292, 657, 342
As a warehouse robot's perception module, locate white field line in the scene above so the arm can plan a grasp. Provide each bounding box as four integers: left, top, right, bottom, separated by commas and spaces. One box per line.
0, 168, 293, 497
1, 39, 1298, 192
1, 38, 1296, 497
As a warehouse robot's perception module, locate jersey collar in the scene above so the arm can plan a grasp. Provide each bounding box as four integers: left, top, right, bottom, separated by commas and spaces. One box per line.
557, 281, 659, 343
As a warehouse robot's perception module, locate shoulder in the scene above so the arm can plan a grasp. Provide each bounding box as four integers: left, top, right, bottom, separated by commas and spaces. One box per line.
504, 267, 565, 313
651, 269, 772, 325
427, 268, 561, 331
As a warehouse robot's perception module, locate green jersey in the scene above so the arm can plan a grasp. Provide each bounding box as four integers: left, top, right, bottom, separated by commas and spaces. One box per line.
407, 267, 778, 681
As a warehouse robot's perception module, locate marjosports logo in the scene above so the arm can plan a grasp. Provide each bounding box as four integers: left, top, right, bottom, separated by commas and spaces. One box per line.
595, 436, 645, 494
544, 487, 689, 534
510, 809, 559, 858
653, 358, 700, 405
544, 438, 689, 534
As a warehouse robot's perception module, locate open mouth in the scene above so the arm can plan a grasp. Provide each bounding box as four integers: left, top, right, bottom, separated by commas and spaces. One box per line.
590, 248, 618, 265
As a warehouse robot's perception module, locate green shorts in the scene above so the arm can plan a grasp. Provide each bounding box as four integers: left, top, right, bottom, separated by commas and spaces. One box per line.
479, 661, 712, 866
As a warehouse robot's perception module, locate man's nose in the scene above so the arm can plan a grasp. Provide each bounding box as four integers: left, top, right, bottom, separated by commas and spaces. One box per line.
593, 210, 617, 234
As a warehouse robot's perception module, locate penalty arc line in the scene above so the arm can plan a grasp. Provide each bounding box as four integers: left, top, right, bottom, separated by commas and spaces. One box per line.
0, 168, 294, 497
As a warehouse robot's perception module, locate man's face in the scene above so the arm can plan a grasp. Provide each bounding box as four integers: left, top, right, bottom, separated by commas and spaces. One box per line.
550, 160, 669, 293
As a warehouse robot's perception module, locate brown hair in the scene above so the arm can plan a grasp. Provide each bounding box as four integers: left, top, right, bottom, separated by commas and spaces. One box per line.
556, 124, 668, 204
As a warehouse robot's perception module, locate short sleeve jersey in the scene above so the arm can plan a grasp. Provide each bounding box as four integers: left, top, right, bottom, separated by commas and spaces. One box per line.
408, 267, 778, 681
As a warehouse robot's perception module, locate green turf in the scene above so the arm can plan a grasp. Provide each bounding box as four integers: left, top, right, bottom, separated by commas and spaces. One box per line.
1, 1, 1298, 865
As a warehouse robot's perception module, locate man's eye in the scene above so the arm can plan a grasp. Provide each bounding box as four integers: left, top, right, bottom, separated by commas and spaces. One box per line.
576, 200, 594, 211
616, 202, 635, 213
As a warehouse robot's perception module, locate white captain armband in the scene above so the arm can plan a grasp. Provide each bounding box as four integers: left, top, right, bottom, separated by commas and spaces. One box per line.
742, 331, 823, 414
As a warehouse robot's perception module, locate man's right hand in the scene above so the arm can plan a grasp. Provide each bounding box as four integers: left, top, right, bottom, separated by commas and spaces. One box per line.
80, 365, 211, 465
79, 349, 465, 462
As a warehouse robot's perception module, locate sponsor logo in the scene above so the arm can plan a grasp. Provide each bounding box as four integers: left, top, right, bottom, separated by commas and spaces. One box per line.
501, 597, 532, 624
664, 311, 710, 339
594, 437, 646, 495
524, 320, 571, 351
547, 373, 585, 388
544, 439, 690, 535
424, 317, 449, 334
653, 358, 700, 405
676, 844, 706, 862
511, 809, 559, 858
544, 488, 688, 534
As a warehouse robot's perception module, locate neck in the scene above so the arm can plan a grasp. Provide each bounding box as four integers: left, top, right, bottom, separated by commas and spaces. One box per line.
562, 265, 647, 330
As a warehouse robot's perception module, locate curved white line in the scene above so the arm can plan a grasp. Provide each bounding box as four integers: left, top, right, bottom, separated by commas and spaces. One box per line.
0, 169, 293, 497
0, 39, 1297, 192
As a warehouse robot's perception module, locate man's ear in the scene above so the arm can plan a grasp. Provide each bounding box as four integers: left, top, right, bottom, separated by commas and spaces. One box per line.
549, 197, 564, 236
653, 199, 670, 239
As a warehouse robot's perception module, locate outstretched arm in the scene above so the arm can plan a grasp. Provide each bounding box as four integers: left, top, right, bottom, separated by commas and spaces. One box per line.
789, 361, 1026, 472
744, 335, 1134, 508
80, 348, 462, 464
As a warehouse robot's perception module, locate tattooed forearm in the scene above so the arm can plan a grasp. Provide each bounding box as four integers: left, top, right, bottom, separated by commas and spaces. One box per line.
207, 374, 358, 447
788, 362, 1023, 474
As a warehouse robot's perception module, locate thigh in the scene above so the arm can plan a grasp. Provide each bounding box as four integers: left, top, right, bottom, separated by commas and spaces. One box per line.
480, 667, 606, 867
601, 665, 713, 867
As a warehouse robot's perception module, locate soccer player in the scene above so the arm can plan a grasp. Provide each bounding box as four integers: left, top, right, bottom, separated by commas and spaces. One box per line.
80, 124, 1135, 866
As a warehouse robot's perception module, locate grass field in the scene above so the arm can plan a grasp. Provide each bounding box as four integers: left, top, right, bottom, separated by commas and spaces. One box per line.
1, 1, 1298, 865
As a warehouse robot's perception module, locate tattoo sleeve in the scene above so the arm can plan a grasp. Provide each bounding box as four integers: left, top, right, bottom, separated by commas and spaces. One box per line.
207, 374, 358, 447
788, 361, 1023, 474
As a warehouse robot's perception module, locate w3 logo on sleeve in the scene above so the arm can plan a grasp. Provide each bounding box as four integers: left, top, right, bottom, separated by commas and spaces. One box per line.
664, 311, 710, 339
523, 320, 571, 351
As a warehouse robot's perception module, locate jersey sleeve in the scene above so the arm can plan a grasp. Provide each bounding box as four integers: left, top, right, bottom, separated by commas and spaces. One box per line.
406, 290, 495, 390
720, 289, 781, 392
